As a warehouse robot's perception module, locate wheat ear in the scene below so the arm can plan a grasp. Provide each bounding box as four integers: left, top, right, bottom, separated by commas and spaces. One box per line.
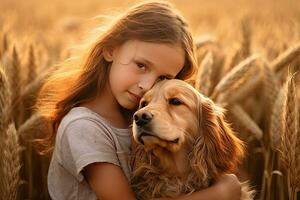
195, 51, 213, 96
0, 67, 11, 134
194, 35, 217, 50
0, 123, 22, 200
0, 66, 12, 195
269, 86, 285, 150
26, 44, 37, 85
230, 104, 263, 140
0, 33, 9, 59
271, 41, 300, 73
240, 17, 252, 59
280, 73, 299, 200
211, 54, 259, 101
8, 46, 22, 127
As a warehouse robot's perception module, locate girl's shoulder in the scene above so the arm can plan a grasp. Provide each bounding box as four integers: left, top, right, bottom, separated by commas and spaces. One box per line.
55, 107, 119, 149
62, 106, 105, 124
59, 107, 112, 133
55, 107, 132, 157
58, 107, 131, 138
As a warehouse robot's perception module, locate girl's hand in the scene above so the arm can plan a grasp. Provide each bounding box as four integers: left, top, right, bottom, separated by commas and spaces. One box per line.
214, 174, 242, 200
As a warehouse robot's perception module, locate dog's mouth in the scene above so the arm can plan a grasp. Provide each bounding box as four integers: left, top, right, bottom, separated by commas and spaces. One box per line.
138, 131, 180, 145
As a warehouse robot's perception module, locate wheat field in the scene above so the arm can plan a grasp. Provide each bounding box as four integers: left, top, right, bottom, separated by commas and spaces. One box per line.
0, 0, 300, 199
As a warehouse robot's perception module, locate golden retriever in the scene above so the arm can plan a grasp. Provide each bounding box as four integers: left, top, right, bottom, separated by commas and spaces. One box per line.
130, 79, 253, 200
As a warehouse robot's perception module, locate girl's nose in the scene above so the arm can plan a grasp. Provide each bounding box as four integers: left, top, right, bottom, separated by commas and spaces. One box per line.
138, 76, 156, 91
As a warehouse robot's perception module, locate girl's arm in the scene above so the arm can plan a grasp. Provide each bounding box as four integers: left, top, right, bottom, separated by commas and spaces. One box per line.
84, 162, 136, 200
84, 163, 241, 200
152, 174, 242, 200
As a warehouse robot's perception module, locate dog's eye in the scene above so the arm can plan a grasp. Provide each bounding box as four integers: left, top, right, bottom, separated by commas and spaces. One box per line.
169, 98, 182, 106
140, 101, 148, 108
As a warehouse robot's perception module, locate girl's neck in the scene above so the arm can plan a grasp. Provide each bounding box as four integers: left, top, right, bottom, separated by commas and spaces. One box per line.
80, 84, 132, 129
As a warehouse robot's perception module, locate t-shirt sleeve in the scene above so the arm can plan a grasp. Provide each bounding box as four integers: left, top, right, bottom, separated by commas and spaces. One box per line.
60, 118, 119, 182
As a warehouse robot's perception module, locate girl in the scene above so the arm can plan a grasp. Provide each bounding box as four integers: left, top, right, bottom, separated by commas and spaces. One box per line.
36, 1, 242, 200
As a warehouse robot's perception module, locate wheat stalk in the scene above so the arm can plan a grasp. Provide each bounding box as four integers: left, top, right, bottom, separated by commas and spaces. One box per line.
240, 17, 251, 59
26, 44, 37, 85
216, 66, 261, 104
0, 67, 12, 196
225, 74, 261, 105
281, 74, 297, 167
0, 33, 9, 59
261, 60, 281, 149
280, 73, 299, 200
18, 113, 50, 140
291, 74, 300, 193
211, 54, 259, 101
269, 87, 285, 150
194, 35, 217, 50
2, 33, 8, 53
194, 51, 213, 96
21, 67, 52, 101
0, 67, 11, 134
17, 112, 50, 199
295, 92, 300, 191
20, 58, 52, 125
271, 41, 300, 73
7, 46, 22, 127
17, 113, 51, 199
0, 123, 22, 200
224, 46, 242, 73
262, 61, 280, 112
230, 104, 263, 140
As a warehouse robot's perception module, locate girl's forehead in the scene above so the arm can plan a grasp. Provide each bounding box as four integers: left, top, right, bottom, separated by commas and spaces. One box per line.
115, 40, 185, 76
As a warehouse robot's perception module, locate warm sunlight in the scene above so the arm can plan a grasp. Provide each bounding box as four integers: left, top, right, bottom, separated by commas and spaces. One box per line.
0, 0, 299, 200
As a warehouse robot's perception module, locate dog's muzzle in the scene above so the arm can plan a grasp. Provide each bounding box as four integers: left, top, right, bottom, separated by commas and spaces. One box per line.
133, 111, 153, 127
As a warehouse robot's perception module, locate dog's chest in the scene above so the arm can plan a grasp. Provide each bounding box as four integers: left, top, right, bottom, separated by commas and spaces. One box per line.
131, 171, 210, 200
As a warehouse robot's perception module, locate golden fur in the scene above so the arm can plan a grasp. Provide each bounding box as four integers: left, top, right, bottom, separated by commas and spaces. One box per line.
130, 79, 253, 200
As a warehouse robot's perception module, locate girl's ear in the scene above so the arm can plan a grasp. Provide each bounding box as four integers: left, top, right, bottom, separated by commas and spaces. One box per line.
103, 47, 114, 62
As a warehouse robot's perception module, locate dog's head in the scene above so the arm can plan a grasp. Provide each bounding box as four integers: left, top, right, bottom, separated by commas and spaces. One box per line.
132, 79, 200, 152
132, 79, 244, 178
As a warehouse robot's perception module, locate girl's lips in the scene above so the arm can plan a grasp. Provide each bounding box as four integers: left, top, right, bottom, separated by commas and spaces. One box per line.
128, 91, 141, 102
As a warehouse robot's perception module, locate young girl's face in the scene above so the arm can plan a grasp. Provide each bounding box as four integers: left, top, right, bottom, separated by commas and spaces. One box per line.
104, 40, 185, 110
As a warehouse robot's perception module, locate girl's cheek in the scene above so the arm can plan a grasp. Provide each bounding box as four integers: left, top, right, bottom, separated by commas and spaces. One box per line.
125, 62, 142, 75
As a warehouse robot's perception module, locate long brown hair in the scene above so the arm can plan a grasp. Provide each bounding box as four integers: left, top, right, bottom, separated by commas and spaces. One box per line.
36, 1, 198, 154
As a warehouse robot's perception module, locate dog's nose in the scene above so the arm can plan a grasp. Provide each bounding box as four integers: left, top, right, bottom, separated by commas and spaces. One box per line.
134, 111, 153, 127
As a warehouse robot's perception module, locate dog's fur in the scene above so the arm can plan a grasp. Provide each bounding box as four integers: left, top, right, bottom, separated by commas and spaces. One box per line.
130, 79, 253, 200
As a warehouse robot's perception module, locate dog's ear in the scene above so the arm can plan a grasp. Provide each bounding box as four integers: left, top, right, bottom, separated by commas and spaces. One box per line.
190, 98, 244, 180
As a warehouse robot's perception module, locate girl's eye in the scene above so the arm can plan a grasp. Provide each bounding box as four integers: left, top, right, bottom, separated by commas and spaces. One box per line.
140, 101, 148, 108
169, 98, 182, 106
158, 76, 168, 81
136, 62, 146, 70
156, 76, 170, 83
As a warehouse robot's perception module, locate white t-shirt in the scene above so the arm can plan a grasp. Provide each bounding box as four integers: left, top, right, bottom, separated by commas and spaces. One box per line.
48, 107, 132, 200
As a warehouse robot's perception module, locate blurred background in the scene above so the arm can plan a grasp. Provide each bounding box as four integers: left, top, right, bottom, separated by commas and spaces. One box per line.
0, 0, 300, 199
